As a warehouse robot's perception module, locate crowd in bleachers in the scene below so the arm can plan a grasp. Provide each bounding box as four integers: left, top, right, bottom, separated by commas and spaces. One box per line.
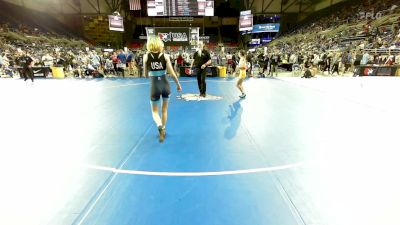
1, 18, 243, 79
3, 0, 400, 80
0, 20, 92, 78
250, 0, 400, 77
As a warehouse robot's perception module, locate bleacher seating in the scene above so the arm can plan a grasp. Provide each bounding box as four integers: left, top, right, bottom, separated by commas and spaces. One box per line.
83, 15, 122, 47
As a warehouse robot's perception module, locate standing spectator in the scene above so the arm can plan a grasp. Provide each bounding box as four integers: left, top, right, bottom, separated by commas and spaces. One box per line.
360, 51, 370, 65
117, 50, 127, 77
16, 51, 27, 76
353, 51, 362, 70
170, 51, 176, 71
135, 51, 144, 77
331, 52, 341, 76
177, 53, 184, 67
226, 52, 233, 75
22, 51, 34, 82
231, 52, 237, 75
246, 51, 253, 77
90, 51, 101, 69
111, 52, 119, 73
218, 47, 227, 67
117, 50, 126, 62
182, 50, 191, 66
341, 51, 352, 73
75, 51, 86, 78
1, 52, 12, 77
176, 53, 184, 75
126, 51, 133, 75
0, 53, 4, 71
269, 52, 280, 76
0, 52, 3, 71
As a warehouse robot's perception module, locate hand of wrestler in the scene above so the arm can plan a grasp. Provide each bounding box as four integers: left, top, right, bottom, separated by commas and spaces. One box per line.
177, 84, 182, 92
201, 64, 206, 69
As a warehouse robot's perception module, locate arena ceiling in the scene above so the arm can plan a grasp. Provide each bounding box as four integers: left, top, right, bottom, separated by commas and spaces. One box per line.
244, 0, 348, 14
1, 0, 348, 16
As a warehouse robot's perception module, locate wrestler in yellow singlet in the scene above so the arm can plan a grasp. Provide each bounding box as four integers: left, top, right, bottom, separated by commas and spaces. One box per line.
236, 50, 247, 98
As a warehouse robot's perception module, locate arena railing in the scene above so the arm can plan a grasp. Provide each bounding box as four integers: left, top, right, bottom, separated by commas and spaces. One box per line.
365, 48, 400, 54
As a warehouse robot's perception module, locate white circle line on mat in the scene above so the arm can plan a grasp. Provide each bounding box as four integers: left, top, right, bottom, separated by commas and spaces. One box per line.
84, 162, 308, 177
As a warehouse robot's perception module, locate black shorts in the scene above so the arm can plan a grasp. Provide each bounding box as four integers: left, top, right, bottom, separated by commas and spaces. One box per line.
150, 75, 171, 102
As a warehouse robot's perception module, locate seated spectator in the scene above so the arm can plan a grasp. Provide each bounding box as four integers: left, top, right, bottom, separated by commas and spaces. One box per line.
42, 52, 54, 67
301, 62, 313, 78
385, 55, 395, 65
104, 58, 116, 76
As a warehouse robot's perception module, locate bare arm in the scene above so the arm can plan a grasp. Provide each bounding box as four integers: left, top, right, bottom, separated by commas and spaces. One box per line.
239, 59, 247, 70
142, 54, 148, 77
165, 54, 182, 91
190, 53, 194, 68
203, 59, 211, 67
201, 52, 212, 69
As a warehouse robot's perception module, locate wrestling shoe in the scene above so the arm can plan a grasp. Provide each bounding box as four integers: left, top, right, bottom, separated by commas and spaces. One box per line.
158, 125, 166, 143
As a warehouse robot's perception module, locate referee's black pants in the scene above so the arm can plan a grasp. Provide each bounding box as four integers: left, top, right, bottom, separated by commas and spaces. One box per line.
196, 67, 207, 95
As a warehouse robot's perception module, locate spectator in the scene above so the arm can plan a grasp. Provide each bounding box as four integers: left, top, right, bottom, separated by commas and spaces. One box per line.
42, 52, 54, 67
385, 55, 395, 65
0, 52, 3, 69
360, 51, 370, 65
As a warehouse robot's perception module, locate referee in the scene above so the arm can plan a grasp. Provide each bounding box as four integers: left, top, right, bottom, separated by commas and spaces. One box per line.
191, 41, 211, 97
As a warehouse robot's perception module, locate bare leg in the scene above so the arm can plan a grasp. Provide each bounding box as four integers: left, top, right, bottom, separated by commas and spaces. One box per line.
236, 78, 245, 95
151, 102, 162, 127
161, 100, 169, 127
152, 101, 167, 142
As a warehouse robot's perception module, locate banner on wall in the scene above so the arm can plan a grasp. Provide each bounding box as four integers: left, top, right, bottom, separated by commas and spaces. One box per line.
249, 39, 260, 45
199, 36, 210, 43
252, 23, 280, 33
108, 15, 124, 32
146, 27, 190, 46
354, 65, 397, 76
261, 37, 273, 44
239, 14, 253, 31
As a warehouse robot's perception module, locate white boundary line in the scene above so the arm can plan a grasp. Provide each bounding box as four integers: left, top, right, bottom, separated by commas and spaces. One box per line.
104, 82, 151, 89
75, 161, 309, 224
75, 172, 118, 225
84, 161, 309, 177
73, 77, 300, 224
75, 124, 153, 225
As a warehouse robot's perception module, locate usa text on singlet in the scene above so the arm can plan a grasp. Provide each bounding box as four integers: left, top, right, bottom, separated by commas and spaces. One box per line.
147, 53, 167, 77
